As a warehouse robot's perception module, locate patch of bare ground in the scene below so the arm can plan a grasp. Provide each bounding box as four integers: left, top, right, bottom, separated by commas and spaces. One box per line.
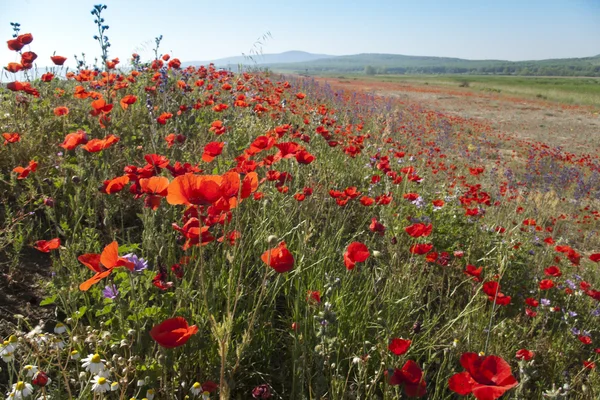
0, 249, 54, 338
312, 77, 600, 154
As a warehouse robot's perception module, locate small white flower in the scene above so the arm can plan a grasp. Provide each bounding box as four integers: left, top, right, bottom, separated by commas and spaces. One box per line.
70, 350, 80, 360
22, 365, 38, 377
91, 375, 111, 393
11, 381, 33, 399
54, 322, 67, 334
1, 351, 14, 363
2, 336, 18, 354
190, 382, 202, 396
81, 353, 106, 375
51, 338, 65, 350
146, 388, 155, 400
110, 381, 119, 391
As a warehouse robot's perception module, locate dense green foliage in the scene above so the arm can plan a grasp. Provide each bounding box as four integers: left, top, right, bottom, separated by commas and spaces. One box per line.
270, 53, 600, 76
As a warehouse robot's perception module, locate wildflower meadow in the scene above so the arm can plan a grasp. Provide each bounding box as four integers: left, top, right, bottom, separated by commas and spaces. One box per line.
1, 4, 599, 399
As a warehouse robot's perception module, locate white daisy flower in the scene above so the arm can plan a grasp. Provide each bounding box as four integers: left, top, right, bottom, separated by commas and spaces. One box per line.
81, 353, 106, 375
1, 350, 14, 363
190, 382, 202, 396
22, 365, 38, 377
2, 336, 18, 354
70, 350, 81, 360
91, 375, 111, 393
10, 381, 33, 399
110, 381, 119, 391
146, 389, 155, 400
54, 322, 67, 334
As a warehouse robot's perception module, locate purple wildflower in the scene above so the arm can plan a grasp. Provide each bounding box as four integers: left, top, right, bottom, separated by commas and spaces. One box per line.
103, 284, 119, 299
123, 253, 148, 272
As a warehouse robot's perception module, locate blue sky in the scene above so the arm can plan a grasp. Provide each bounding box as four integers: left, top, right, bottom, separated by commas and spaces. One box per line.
1, 0, 599, 68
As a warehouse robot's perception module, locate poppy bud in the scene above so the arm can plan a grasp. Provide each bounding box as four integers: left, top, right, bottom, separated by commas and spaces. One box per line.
32, 371, 49, 386
412, 321, 422, 334
43, 197, 54, 207
390, 236, 398, 245
267, 235, 278, 245
291, 322, 298, 331
72, 176, 81, 184
252, 384, 272, 399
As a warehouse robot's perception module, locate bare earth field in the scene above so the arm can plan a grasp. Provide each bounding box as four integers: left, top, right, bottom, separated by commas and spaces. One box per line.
312, 77, 600, 153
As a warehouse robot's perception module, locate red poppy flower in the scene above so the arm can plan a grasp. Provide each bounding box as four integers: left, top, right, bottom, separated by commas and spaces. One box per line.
32, 371, 49, 387
539, 279, 554, 290
344, 242, 370, 270
150, 317, 198, 348
157, 112, 173, 125
139, 176, 169, 210
578, 335, 592, 345
409, 243, 433, 255
464, 265, 483, 282
103, 175, 130, 194
583, 360, 596, 369
261, 241, 294, 273
7, 39, 24, 51
13, 160, 38, 179
119, 94, 137, 110
448, 353, 518, 400
41, 72, 54, 82
51, 55, 67, 65
82, 135, 119, 152
53, 106, 69, 116
202, 141, 225, 162
296, 92, 306, 99
515, 349, 534, 361
90, 98, 113, 115
405, 223, 432, 238
3, 132, 21, 145
369, 218, 386, 235
167, 173, 223, 206
34, 238, 61, 253
4, 62, 23, 73
544, 266, 561, 277
17, 33, 33, 45
21, 51, 37, 65
165, 133, 186, 148
295, 150, 315, 164
60, 130, 88, 150
388, 360, 427, 397
78, 241, 135, 291
307, 290, 321, 304
590, 253, 600, 262
389, 338, 411, 356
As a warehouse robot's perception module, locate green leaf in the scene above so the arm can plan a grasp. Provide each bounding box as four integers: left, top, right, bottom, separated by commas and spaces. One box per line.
39, 295, 57, 306
73, 306, 88, 319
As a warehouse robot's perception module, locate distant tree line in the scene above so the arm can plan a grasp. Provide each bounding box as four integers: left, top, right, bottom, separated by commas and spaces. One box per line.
358, 64, 600, 76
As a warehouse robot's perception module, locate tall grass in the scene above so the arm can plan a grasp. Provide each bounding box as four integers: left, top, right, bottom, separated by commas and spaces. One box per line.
1, 6, 599, 399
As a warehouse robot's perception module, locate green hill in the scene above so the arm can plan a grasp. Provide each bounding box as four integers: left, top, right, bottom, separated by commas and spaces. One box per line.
268, 53, 600, 77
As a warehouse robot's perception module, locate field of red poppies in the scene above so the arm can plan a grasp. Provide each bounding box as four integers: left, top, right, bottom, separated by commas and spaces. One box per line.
1, 5, 600, 400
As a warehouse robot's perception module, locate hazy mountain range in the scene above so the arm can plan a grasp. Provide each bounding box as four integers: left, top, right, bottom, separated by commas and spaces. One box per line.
182, 51, 600, 77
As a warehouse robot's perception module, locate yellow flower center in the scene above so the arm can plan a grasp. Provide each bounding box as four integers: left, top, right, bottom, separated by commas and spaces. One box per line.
71, 350, 79, 356
192, 382, 201, 389
98, 377, 106, 385
24, 365, 32, 370
91, 354, 101, 363
15, 382, 25, 390
9, 335, 17, 343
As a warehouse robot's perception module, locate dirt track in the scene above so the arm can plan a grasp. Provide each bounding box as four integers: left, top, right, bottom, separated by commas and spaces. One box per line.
312, 77, 600, 153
